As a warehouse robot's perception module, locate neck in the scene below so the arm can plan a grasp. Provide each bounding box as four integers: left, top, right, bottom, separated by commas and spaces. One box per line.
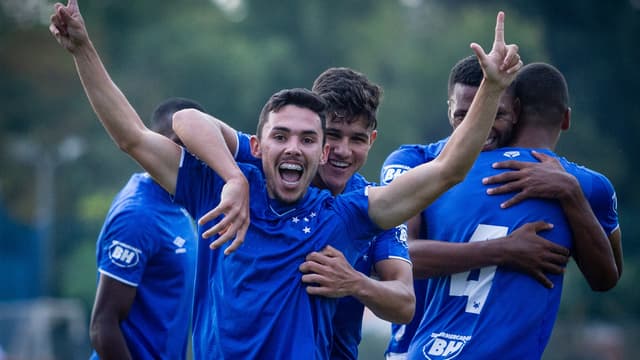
508, 125, 559, 150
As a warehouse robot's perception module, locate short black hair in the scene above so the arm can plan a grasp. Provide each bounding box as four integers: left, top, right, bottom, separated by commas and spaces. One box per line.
150, 97, 206, 146
514, 62, 569, 127
256, 88, 327, 138
448, 55, 483, 96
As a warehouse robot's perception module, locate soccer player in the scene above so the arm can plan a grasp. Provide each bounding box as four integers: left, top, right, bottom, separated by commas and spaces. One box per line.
50, 1, 522, 358
88, 98, 200, 360
386, 62, 620, 359
173, 67, 414, 360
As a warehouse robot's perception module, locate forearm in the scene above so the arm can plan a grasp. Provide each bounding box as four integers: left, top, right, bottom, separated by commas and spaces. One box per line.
410, 239, 503, 279
73, 42, 147, 151
352, 275, 415, 324
72, 41, 181, 192
562, 189, 618, 290
90, 319, 132, 360
368, 80, 504, 229
173, 109, 245, 182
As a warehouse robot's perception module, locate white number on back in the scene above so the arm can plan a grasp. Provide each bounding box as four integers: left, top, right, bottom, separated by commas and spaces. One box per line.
449, 224, 508, 314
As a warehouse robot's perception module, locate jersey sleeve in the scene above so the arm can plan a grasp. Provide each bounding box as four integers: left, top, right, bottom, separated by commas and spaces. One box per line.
97, 208, 156, 287
372, 223, 411, 265
174, 149, 225, 221
585, 171, 620, 235
235, 131, 262, 168
380, 144, 439, 185
329, 188, 383, 262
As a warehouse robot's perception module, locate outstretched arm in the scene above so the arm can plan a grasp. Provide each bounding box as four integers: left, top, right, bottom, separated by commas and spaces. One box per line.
49, 0, 180, 193
368, 11, 522, 229
483, 150, 620, 290
299, 245, 415, 324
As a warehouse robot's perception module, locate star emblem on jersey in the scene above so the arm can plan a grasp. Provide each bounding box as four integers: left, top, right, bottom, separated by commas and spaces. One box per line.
290, 212, 319, 235
503, 150, 521, 158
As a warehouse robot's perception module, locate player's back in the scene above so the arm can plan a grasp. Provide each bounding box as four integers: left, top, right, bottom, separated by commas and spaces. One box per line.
409, 148, 572, 360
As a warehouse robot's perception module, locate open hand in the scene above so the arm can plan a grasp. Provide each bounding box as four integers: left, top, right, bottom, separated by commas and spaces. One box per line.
199, 175, 250, 255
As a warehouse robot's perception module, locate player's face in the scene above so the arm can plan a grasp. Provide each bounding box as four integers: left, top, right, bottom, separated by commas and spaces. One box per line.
448, 84, 517, 150
314, 114, 377, 195
251, 105, 329, 204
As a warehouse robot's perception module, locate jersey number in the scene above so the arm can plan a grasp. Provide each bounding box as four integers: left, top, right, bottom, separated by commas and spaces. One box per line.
449, 224, 508, 314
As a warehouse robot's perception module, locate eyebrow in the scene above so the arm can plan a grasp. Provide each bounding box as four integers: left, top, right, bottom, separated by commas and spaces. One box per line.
271, 126, 320, 136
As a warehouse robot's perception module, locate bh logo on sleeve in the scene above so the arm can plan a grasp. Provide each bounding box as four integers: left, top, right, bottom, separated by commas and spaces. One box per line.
108, 240, 141, 268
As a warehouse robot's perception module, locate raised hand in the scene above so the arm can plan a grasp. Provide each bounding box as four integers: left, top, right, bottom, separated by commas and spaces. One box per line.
483, 150, 578, 208
470, 11, 523, 89
198, 176, 250, 255
49, 0, 89, 53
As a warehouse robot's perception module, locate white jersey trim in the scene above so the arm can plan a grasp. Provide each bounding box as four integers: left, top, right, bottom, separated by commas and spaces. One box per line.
98, 268, 139, 287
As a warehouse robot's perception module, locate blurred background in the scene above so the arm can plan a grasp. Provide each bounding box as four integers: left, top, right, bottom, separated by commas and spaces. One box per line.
0, 0, 638, 358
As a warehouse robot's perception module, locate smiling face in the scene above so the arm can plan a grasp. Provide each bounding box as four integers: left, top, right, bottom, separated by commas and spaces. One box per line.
250, 104, 329, 204
448, 83, 517, 150
313, 114, 376, 195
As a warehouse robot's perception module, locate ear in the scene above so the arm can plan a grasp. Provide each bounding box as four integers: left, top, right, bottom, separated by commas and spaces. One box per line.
250, 135, 261, 158
369, 129, 378, 146
561, 107, 571, 131
447, 99, 455, 127
319, 143, 329, 165
513, 97, 521, 125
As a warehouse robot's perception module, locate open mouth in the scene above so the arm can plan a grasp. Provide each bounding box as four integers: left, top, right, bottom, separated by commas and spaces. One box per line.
279, 162, 303, 184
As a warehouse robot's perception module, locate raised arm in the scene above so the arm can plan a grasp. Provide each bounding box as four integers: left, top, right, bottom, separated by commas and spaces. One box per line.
173, 109, 251, 254
368, 11, 522, 229
49, 0, 180, 193
483, 150, 620, 290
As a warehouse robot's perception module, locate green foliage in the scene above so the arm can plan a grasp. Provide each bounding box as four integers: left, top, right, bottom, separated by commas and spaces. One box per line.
1, 2, 638, 355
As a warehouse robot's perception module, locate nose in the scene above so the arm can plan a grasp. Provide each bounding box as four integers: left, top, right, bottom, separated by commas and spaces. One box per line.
331, 137, 350, 158
284, 138, 302, 156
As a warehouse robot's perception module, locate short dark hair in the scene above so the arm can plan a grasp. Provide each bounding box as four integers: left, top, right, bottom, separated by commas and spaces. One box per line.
447, 55, 516, 98
514, 62, 569, 127
448, 55, 484, 97
256, 88, 327, 138
150, 97, 206, 146
312, 67, 382, 130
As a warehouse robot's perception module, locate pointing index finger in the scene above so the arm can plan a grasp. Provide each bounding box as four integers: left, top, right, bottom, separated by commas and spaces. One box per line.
494, 11, 505, 45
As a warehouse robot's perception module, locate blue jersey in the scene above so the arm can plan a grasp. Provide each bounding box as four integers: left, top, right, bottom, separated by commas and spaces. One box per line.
175, 150, 382, 359
236, 132, 411, 360
91, 173, 197, 360
407, 148, 619, 360
380, 139, 447, 357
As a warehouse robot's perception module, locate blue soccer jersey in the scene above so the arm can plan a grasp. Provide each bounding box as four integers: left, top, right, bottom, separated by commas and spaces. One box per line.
90, 173, 197, 360
406, 148, 619, 360
175, 150, 382, 359
236, 131, 412, 360
380, 139, 447, 357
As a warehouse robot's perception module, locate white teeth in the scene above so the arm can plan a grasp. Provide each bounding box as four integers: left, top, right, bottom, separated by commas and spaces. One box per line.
280, 163, 303, 171
330, 160, 349, 168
